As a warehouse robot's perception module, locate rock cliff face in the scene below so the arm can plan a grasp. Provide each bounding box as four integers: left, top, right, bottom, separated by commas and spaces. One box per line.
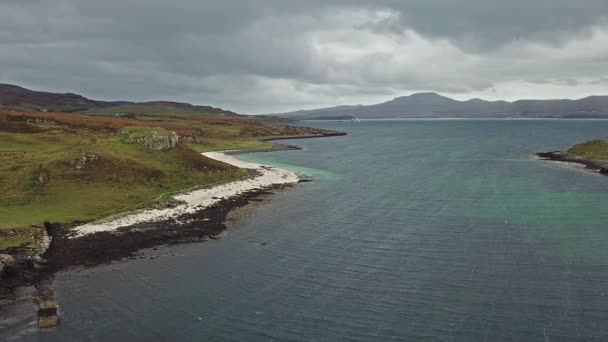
178, 134, 203, 143
118, 128, 180, 150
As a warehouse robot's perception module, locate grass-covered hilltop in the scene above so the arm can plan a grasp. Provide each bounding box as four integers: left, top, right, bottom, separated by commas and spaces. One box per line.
0, 85, 344, 251
566, 140, 608, 162
538, 140, 608, 175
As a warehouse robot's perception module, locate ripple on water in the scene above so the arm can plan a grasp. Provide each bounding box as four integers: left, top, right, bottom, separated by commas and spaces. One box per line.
9, 120, 608, 342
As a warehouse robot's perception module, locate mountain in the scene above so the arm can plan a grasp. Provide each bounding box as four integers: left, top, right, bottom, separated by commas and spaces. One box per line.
0, 83, 240, 117
274, 93, 608, 119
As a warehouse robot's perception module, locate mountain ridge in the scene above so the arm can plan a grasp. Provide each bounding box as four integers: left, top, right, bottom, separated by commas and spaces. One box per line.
273, 92, 608, 119
0, 83, 240, 117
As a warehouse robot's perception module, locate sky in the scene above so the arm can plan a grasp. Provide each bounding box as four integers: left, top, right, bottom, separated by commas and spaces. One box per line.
2, 1, 608, 114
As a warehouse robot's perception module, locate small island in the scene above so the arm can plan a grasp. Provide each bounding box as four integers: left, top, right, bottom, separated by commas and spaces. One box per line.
537, 140, 608, 175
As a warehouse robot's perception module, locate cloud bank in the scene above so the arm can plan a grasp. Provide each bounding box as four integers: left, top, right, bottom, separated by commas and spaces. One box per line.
2, 1, 608, 113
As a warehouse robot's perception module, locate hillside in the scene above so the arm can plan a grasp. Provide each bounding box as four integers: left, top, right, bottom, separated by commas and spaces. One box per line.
275, 93, 608, 119
0, 83, 240, 117
0, 109, 343, 250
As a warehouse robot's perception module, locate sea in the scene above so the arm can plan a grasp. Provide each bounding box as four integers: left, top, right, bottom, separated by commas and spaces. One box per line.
3, 119, 608, 341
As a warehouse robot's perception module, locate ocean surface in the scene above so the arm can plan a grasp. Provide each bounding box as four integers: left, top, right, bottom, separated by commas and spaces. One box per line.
4, 119, 608, 341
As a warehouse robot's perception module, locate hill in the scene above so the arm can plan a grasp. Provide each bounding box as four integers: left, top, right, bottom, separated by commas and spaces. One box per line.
0, 83, 240, 117
275, 93, 608, 119
0, 108, 343, 251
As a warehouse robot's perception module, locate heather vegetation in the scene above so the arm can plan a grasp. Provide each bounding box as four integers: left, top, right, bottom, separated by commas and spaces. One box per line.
0, 109, 340, 250
567, 140, 608, 161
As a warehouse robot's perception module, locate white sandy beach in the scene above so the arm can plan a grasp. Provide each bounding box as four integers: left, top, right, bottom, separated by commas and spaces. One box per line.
72, 152, 299, 237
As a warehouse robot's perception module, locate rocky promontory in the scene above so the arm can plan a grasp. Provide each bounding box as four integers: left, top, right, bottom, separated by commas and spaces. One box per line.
537, 150, 608, 175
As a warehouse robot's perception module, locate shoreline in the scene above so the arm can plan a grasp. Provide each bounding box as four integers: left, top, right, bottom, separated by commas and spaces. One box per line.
0, 138, 333, 327
536, 151, 608, 175
1, 133, 347, 283
71, 151, 300, 237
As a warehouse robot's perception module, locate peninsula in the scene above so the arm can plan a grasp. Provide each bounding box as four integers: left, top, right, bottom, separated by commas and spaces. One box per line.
0, 84, 345, 327
537, 140, 608, 175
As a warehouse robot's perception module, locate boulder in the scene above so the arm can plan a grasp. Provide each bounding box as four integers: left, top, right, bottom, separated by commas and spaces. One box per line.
70, 153, 99, 169
0, 254, 16, 278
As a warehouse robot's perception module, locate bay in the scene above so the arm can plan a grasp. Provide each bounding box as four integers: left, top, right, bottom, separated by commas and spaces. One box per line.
6, 119, 608, 341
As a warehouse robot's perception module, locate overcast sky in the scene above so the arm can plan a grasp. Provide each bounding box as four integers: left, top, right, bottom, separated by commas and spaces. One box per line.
2, 1, 608, 114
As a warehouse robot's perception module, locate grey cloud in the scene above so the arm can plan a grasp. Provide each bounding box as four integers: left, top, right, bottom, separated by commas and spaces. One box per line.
1, 1, 608, 113
382, 0, 608, 51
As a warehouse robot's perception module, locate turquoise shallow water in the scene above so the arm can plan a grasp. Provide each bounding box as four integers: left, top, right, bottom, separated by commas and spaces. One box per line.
4, 119, 608, 341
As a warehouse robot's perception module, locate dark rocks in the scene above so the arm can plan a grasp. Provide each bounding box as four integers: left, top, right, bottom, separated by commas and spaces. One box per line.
537, 151, 608, 176
41, 186, 288, 272
43, 222, 63, 239
536, 151, 567, 159
36, 279, 59, 329
0, 254, 16, 278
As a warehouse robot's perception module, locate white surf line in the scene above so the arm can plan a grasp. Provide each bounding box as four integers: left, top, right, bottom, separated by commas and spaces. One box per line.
72, 151, 300, 237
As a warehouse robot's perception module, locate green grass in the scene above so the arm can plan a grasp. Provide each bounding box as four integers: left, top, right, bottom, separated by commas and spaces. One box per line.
121, 126, 173, 138
0, 128, 248, 242
189, 139, 272, 153
568, 140, 608, 160
0, 109, 342, 250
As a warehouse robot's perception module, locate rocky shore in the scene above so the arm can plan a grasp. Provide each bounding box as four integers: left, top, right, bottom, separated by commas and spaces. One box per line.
0, 135, 343, 328
536, 151, 608, 175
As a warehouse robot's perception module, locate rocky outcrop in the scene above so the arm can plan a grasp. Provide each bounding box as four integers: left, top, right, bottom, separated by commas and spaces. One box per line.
537, 151, 608, 175
0, 254, 16, 278
35, 165, 49, 185
178, 134, 203, 143
25, 118, 58, 126
70, 153, 99, 169
36, 279, 59, 329
118, 128, 180, 150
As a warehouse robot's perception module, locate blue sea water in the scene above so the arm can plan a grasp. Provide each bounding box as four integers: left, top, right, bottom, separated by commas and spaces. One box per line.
5, 119, 608, 341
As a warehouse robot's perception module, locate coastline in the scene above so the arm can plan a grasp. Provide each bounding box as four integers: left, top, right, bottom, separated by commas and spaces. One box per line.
536, 151, 608, 175
0, 137, 335, 328
72, 151, 300, 237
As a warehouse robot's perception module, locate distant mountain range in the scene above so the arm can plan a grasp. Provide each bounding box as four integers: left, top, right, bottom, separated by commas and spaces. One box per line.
6, 83, 608, 120
0, 83, 240, 117
274, 92, 608, 119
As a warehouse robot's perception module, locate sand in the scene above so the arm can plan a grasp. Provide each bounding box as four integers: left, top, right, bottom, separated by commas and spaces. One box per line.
72, 152, 299, 237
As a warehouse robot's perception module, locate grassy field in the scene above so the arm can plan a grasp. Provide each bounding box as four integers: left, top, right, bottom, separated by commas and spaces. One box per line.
0, 110, 340, 250
0, 128, 247, 249
82, 103, 207, 117
568, 140, 608, 161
